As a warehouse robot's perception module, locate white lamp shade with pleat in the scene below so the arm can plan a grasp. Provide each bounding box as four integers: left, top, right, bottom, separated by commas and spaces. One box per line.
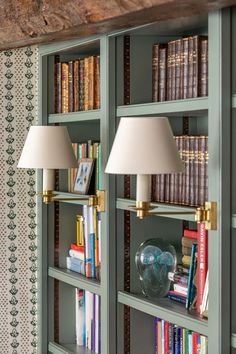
18, 126, 78, 169
105, 117, 184, 175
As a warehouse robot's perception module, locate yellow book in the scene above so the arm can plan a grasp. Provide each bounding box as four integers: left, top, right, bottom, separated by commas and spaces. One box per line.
76, 215, 84, 246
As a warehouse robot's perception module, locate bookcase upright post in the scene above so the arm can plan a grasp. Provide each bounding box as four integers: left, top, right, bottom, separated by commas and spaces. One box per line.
208, 8, 231, 354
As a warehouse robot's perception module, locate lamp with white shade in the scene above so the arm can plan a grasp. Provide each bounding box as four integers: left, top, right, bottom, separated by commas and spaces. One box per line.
18, 125, 105, 210
105, 116, 217, 229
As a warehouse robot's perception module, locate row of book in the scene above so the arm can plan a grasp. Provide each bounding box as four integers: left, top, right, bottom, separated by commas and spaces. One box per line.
54, 55, 100, 114
68, 140, 101, 193
75, 289, 101, 353
155, 318, 208, 353
67, 206, 101, 280
167, 225, 208, 316
152, 35, 208, 102
152, 135, 208, 207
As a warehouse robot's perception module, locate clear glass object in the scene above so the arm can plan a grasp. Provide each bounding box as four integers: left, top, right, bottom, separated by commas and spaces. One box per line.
135, 238, 177, 299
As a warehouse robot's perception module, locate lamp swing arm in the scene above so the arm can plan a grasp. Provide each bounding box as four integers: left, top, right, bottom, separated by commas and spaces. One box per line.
128, 201, 217, 230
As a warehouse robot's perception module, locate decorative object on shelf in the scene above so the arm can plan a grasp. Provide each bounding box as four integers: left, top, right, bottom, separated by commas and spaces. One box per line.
74, 158, 94, 194
135, 238, 177, 298
18, 125, 105, 211
105, 117, 217, 230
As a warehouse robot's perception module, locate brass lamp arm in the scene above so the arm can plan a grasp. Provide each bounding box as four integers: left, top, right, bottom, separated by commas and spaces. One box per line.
129, 201, 217, 230
39, 190, 105, 212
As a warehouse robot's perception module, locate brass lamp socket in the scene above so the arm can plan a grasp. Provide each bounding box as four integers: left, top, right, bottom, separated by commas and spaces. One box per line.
136, 201, 151, 219
42, 190, 54, 204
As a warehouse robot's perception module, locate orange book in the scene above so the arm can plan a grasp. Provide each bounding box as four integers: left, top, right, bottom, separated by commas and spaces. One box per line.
88, 56, 95, 110
61, 62, 69, 113
84, 57, 89, 110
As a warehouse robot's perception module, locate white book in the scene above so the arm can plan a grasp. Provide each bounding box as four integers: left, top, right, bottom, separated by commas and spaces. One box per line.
95, 294, 99, 353
200, 270, 209, 314
75, 288, 84, 346
173, 283, 188, 296
85, 291, 93, 350
69, 249, 85, 261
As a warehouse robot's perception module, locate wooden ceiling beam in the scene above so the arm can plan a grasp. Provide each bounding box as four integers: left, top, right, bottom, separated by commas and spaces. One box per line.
0, 0, 235, 49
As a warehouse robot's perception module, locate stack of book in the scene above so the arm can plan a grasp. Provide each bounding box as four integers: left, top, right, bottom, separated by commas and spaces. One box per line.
67, 205, 101, 280
155, 318, 208, 353
152, 35, 208, 102
75, 289, 101, 353
68, 140, 101, 192
152, 135, 208, 207
167, 226, 208, 315
54, 55, 100, 113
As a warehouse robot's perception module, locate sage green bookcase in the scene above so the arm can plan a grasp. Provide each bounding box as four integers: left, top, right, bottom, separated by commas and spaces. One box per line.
38, 6, 236, 354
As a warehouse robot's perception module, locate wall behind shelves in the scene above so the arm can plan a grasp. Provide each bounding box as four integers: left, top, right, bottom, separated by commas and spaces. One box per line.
0, 46, 39, 353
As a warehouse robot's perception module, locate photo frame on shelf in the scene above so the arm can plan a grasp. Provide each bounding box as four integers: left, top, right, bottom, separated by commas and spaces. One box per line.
74, 158, 94, 194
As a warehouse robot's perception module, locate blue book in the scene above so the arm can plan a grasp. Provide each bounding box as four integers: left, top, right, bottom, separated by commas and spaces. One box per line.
188, 332, 193, 354
186, 243, 197, 309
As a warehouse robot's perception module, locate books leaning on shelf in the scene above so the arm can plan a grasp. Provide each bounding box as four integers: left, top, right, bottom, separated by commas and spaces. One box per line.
152, 135, 208, 207
67, 206, 101, 280
68, 140, 101, 193
54, 55, 100, 114
155, 318, 208, 353
152, 35, 208, 102
168, 226, 208, 314
75, 289, 101, 353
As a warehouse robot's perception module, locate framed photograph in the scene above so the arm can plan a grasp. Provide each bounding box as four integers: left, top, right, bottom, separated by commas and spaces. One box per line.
74, 158, 94, 195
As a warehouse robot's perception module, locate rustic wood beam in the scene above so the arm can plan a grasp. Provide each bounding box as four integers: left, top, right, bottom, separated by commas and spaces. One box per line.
0, 0, 235, 49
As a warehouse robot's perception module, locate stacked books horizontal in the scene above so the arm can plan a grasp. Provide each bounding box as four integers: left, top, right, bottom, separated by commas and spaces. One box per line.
68, 140, 101, 193
67, 205, 101, 280
152, 135, 208, 207
54, 55, 100, 113
155, 318, 208, 353
152, 35, 208, 102
75, 289, 101, 353
167, 226, 208, 315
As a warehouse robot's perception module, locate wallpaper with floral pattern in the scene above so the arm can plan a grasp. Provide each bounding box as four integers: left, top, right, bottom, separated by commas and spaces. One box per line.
0, 46, 39, 353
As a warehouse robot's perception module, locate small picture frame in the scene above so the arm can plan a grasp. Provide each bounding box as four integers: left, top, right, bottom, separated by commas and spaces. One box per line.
74, 158, 94, 195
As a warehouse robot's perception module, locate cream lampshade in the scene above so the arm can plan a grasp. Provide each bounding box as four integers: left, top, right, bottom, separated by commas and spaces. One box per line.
18, 126, 78, 192
105, 117, 184, 203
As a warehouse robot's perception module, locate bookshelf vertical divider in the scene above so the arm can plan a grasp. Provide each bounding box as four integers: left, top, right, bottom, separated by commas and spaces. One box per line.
208, 8, 231, 354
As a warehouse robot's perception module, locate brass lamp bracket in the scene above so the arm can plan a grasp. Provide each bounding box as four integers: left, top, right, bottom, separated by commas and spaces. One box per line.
40, 190, 106, 212
129, 201, 217, 230
195, 201, 217, 230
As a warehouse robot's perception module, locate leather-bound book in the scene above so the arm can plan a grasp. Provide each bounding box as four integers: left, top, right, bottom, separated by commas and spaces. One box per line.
188, 37, 194, 99
173, 136, 180, 204
189, 136, 195, 206
94, 56, 100, 109
84, 57, 89, 110
198, 136, 206, 206
73, 60, 80, 112
159, 45, 168, 102
181, 38, 189, 99
184, 136, 190, 205
61, 62, 69, 113
199, 38, 208, 97
194, 136, 199, 206
79, 59, 85, 111
167, 41, 172, 101
180, 135, 186, 205
54, 56, 61, 113
175, 39, 182, 100
152, 44, 159, 102
159, 174, 165, 202
171, 40, 176, 100
177, 135, 183, 204
88, 56, 95, 110
68, 61, 74, 112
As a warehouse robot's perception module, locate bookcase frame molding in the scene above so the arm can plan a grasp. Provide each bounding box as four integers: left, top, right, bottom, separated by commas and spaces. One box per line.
37, 7, 235, 354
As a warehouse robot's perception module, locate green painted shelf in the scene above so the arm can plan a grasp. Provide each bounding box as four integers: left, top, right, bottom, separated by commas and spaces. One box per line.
48, 110, 101, 124
49, 342, 94, 354
48, 267, 101, 295
116, 97, 208, 117
116, 198, 196, 222
118, 291, 208, 336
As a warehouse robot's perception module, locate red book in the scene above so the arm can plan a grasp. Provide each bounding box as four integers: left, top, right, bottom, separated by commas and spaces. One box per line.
71, 243, 84, 253
196, 223, 208, 313
164, 321, 169, 354
192, 332, 198, 354
183, 229, 198, 239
